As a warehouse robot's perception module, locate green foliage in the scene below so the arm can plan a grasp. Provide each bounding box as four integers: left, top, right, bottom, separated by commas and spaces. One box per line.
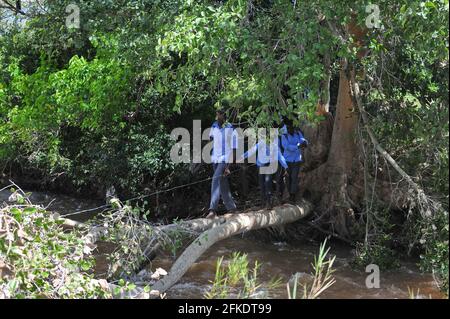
353, 206, 401, 270
0, 0, 448, 296
0, 39, 134, 186
3, 0, 446, 197
417, 210, 449, 295
125, 127, 180, 193
0, 192, 111, 298
89, 201, 154, 279
353, 239, 400, 271
150, 0, 332, 125
204, 252, 281, 299
358, 0, 448, 293
160, 224, 185, 258
288, 239, 336, 299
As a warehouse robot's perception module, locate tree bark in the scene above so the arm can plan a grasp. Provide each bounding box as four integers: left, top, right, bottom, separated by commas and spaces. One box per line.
133, 216, 231, 274
321, 64, 360, 237
300, 16, 368, 238
149, 201, 313, 296
316, 52, 332, 115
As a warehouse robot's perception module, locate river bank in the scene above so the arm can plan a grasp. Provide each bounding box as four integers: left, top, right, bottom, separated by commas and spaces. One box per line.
1, 187, 444, 299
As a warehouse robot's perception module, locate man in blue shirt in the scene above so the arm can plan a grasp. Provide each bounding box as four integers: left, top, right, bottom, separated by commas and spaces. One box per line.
238, 135, 288, 209
206, 108, 238, 218
281, 124, 308, 203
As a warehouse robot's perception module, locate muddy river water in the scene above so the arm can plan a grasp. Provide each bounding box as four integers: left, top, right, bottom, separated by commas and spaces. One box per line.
1, 189, 445, 299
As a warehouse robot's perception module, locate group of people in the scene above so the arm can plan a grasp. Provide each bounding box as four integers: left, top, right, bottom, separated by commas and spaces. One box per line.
206, 108, 308, 218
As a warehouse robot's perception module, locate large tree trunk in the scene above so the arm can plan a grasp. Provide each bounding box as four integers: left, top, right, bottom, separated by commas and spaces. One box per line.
300, 64, 362, 237
321, 65, 361, 236
301, 18, 367, 238
300, 16, 422, 238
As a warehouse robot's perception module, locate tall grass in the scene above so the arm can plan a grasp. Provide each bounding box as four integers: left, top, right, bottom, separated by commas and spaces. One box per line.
287, 239, 336, 299
204, 252, 281, 299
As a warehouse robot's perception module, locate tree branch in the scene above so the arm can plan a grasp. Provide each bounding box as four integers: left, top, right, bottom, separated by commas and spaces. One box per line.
349, 73, 443, 218
0, 0, 28, 16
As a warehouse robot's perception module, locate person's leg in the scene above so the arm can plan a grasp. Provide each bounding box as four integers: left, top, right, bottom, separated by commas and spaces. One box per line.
276, 165, 285, 201
265, 173, 273, 208
289, 162, 300, 201
258, 169, 266, 208
219, 163, 237, 211
208, 163, 222, 212
286, 162, 293, 197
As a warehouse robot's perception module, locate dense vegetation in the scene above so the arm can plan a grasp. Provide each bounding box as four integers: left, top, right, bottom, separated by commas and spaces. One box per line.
0, 0, 448, 296
0, 191, 111, 298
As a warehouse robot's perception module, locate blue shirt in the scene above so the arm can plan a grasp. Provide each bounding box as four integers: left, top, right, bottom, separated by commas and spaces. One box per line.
281, 131, 308, 163
209, 121, 238, 163
240, 140, 288, 169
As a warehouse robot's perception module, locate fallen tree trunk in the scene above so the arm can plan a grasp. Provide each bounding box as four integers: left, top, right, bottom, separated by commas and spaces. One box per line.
149, 200, 313, 297
106, 216, 232, 278
59, 217, 108, 246
60, 201, 313, 298
136, 213, 249, 272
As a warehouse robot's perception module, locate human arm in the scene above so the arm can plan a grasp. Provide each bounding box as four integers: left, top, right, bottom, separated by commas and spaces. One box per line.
277, 149, 289, 170
298, 132, 308, 149
237, 143, 258, 163
282, 135, 299, 152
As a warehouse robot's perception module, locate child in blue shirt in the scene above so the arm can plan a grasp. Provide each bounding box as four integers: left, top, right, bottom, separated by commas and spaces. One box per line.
281, 125, 308, 202
238, 136, 288, 209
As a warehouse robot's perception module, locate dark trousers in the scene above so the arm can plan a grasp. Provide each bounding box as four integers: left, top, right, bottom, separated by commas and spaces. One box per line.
258, 165, 273, 205
276, 165, 285, 197
286, 162, 300, 195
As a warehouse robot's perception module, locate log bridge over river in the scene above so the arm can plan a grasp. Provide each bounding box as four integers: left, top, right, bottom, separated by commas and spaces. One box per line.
65, 200, 313, 298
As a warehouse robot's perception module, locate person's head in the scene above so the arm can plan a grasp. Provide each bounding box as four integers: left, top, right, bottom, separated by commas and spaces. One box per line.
263, 123, 278, 145
284, 117, 293, 127
287, 125, 295, 135
216, 100, 230, 124
216, 108, 226, 124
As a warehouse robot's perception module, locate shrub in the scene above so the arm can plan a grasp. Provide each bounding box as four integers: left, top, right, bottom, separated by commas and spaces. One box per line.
0, 190, 111, 298
204, 252, 281, 299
